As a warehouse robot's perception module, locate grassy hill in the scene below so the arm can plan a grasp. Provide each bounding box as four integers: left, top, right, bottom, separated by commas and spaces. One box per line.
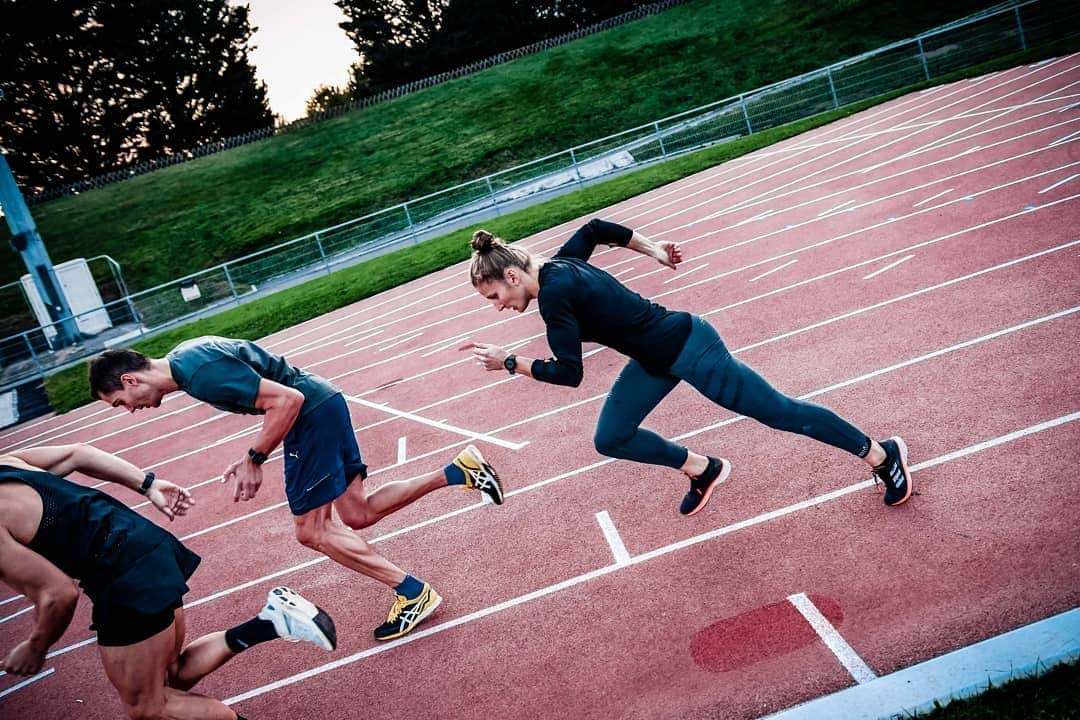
1, 0, 992, 291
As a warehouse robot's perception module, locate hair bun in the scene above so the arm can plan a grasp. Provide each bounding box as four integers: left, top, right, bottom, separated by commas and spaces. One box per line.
471, 229, 496, 253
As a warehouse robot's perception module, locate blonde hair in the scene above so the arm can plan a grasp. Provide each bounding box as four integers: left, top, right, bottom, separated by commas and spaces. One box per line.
469, 229, 534, 286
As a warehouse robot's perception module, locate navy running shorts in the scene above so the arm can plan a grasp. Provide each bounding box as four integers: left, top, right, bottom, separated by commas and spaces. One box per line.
283, 393, 367, 515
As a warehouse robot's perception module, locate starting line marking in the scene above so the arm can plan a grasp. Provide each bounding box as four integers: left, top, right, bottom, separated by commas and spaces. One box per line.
221, 410, 1080, 705
596, 511, 631, 566
788, 592, 877, 684
344, 394, 528, 450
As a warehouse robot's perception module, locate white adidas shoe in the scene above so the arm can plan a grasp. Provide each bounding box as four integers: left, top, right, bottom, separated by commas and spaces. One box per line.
258, 586, 337, 651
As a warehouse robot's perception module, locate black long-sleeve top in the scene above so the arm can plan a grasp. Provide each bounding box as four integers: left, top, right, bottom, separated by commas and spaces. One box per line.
531, 219, 693, 386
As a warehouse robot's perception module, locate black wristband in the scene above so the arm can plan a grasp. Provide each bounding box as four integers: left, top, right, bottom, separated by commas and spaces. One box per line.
248, 448, 268, 465
503, 354, 517, 375
139, 471, 155, 495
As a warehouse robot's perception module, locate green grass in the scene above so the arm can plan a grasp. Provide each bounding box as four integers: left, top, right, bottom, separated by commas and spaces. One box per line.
44, 32, 1080, 414
912, 660, 1080, 719
2, 0, 997, 291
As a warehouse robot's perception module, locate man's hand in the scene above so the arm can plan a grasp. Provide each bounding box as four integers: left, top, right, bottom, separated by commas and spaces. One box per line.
222, 457, 264, 502
655, 240, 683, 269
468, 342, 509, 371
145, 479, 194, 521
3, 640, 46, 676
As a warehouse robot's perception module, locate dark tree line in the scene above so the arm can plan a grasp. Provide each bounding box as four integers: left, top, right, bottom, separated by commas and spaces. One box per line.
331, 0, 651, 100
0, 0, 273, 193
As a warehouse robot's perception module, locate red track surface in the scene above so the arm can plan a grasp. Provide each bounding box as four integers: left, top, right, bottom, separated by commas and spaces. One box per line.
2, 56, 1079, 720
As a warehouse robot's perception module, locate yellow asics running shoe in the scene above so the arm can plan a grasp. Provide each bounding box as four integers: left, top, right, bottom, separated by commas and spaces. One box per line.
452, 443, 504, 505
373, 583, 442, 641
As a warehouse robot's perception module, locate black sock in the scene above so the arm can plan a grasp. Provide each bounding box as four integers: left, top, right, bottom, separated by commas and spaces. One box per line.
225, 617, 279, 653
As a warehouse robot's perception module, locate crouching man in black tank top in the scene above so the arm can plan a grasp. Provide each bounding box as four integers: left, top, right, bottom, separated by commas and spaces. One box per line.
0, 444, 336, 720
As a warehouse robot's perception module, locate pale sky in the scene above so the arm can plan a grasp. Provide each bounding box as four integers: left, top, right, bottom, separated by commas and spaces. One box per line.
229, 0, 359, 122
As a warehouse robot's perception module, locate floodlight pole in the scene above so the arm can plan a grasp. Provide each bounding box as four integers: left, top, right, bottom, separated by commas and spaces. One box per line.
0, 150, 81, 348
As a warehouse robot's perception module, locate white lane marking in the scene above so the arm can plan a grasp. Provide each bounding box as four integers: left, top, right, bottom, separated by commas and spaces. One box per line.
397, 436, 407, 465
376, 332, 423, 352
596, 511, 631, 566
913, 188, 953, 207
818, 199, 855, 216
0, 605, 32, 625
863, 254, 915, 280
788, 592, 877, 684
0, 594, 24, 606
15, 312, 1077, 677
341, 329, 385, 348
0, 668, 55, 698
1049, 128, 1080, 147
344, 394, 527, 450
221, 412, 1080, 705
663, 263, 709, 284
1038, 173, 1079, 194
748, 259, 798, 283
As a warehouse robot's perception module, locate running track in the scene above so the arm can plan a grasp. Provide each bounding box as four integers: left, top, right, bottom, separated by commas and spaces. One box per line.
2, 56, 1079, 719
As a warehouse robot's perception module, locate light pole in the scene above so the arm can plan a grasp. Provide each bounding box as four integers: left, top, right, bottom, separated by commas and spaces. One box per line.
0, 88, 81, 348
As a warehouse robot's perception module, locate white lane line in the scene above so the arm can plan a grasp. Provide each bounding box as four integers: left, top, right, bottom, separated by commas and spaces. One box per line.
16, 312, 1077, 677
222, 412, 1079, 706
0, 668, 55, 698
0, 605, 32, 625
818, 199, 855, 216
344, 395, 527, 450
341, 329, 385, 348
376, 332, 423, 352
596, 511, 631, 566
0, 594, 23, 606
788, 592, 877, 684
397, 436, 407, 465
863, 255, 915, 280
611, 267, 634, 278
663, 263, 709, 284
1048, 129, 1080, 147
913, 188, 953, 207
1038, 173, 1079, 194
748, 259, 798, 283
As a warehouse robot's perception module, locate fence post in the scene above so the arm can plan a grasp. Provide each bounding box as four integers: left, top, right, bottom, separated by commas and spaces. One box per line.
653, 121, 668, 158
485, 176, 500, 215
1014, 5, 1027, 51
740, 94, 753, 135
826, 66, 840, 109
916, 36, 932, 81
569, 148, 585, 187
222, 266, 241, 304
23, 332, 42, 374
314, 232, 331, 275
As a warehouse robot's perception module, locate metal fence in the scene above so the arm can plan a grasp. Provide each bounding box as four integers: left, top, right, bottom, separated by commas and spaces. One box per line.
1, 0, 1076, 394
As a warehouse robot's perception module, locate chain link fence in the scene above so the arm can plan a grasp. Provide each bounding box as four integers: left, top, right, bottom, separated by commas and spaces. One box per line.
2, 0, 1077, 398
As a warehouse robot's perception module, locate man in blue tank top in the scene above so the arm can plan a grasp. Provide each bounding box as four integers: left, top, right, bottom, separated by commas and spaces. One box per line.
89, 337, 505, 641
0, 443, 335, 720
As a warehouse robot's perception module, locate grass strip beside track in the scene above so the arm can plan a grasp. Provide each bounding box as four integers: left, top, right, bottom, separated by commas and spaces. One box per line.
912, 660, 1080, 719
40, 38, 1080, 416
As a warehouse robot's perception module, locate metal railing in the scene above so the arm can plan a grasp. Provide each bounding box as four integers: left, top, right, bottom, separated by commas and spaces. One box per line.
1, 0, 1076, 393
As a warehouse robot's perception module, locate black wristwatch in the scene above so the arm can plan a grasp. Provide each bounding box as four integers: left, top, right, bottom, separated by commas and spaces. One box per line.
503, 354, 517, 375
138, 471, 155, 495
248, 448, 268, 465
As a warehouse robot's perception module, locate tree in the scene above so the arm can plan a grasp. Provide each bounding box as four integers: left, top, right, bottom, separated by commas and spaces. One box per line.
305, 84, 353, 118
334, 0, 650, 97
0, 0, 273, 193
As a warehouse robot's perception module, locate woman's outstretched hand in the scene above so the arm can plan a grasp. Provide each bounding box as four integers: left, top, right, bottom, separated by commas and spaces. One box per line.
655, 240, 683, 269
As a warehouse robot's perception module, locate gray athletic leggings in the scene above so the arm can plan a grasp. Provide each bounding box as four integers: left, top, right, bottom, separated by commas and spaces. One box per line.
593, 315, 870, 468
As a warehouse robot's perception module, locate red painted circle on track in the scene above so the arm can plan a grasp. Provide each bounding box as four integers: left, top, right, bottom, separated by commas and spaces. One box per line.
690, 594, 843, 672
